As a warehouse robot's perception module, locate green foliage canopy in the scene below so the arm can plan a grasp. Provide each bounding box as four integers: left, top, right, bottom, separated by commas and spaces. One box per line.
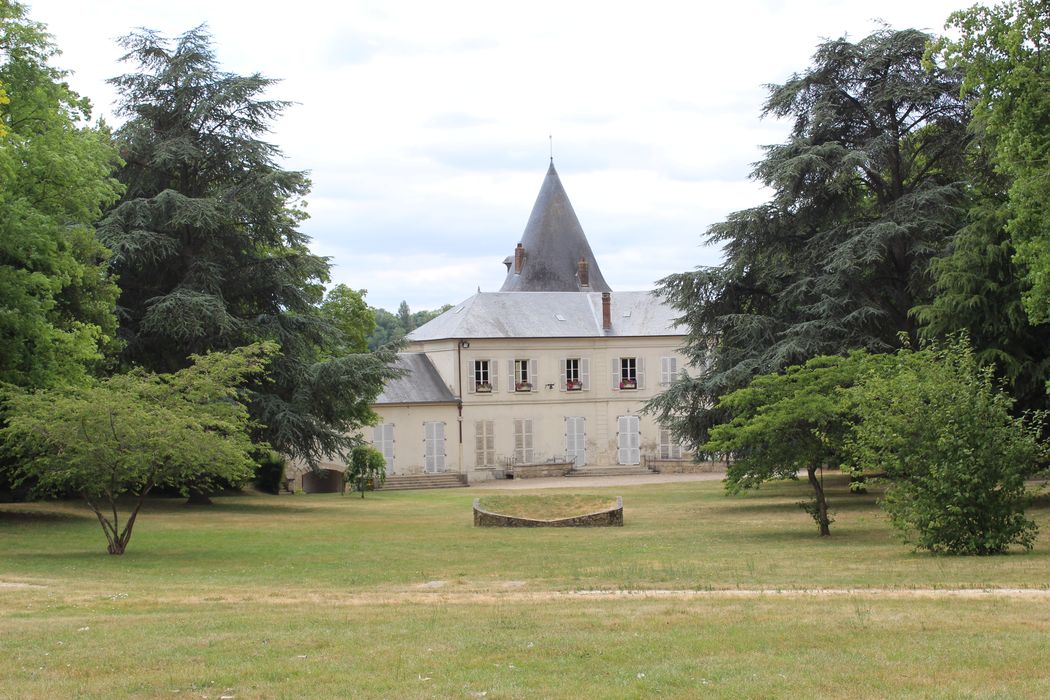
848, 338, 1044, 554
933, 1, 1050, 324
0, 344, 274, 554
346, 445, 386, 498
649, 28, 971, 450
705, 352, 885, 535
0, 2, 123, 388
97, 26, 396, 467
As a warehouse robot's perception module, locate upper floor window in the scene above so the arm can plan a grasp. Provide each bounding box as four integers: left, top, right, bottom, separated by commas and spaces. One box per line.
619, 357, 638, 390
563, 357, 588, 391
472, 359, 493, 392
660, 356, 678, 385
514, 359, 533, 392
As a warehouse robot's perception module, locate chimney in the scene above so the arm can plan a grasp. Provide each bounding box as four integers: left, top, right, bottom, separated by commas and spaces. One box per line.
602, 292, 612, 331
577, 257, 589, 287
514, 243, 525, 274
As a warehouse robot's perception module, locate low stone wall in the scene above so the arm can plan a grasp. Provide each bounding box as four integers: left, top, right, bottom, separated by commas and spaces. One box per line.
474, 497, 623, 527
509, 462, 573, 479
645, 457, 726, 474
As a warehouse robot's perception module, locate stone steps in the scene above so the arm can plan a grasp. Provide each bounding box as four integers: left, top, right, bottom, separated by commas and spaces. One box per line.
378, 473, 469, 491
567, 465, 655, 477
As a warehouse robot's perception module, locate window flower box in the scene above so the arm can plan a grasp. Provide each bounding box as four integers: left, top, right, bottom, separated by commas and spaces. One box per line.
515, 382, 532, 392
566, 380, 583, 391
619, 379, 637, 390
475, 382, 492, 393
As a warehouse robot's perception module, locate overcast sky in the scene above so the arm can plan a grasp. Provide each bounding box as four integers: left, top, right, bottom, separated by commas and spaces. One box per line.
27, 0, 966, 311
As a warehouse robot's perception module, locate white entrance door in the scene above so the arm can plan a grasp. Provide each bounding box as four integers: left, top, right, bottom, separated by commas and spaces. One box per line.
565, 416, 586, 467
617, 415, 641, 465
424, 421, 446, 473
373, 423, 394, 472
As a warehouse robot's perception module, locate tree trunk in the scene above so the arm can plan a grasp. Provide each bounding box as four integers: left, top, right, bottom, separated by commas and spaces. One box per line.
807, 464, 831, 536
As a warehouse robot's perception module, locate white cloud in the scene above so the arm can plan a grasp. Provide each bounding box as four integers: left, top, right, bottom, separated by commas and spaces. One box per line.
26, 0, 965, 310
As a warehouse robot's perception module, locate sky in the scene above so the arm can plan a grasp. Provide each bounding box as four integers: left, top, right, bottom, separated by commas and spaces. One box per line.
25, 0, 967, 312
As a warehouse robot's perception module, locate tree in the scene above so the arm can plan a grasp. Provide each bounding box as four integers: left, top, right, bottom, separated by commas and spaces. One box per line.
648, 28, 971, 450
318, 285, 375, 357
932, 1, 1050, 324
0, 344, 273, 554
97, 26, 396, 469
366, 302, 452, 350
0, 2, 123, 389
704, 352, 882, 536
847, 338, 1043, 554
344, 445, 385, 498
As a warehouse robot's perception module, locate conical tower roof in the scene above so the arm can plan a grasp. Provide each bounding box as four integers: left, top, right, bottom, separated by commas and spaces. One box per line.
499, 163, 612, 292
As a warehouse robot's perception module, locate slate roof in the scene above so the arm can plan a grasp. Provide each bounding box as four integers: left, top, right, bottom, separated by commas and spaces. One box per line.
499, 163, 612, 293
375, 353, 458, 405
407, 291, 684, 340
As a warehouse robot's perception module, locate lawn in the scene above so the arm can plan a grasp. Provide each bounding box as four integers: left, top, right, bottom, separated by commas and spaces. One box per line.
2, 475, 1049, 698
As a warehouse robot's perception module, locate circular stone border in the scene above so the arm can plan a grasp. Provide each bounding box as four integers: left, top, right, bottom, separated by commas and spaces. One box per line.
473, 496, 623, 527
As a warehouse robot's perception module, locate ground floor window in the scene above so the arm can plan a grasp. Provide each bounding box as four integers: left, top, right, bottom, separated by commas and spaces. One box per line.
617, 415, 640, 465
659, 428, 682, 460
373, 423, 394, 471
475, 420, 495, 466
513, 418, 534, 464
424, 421, 446, 473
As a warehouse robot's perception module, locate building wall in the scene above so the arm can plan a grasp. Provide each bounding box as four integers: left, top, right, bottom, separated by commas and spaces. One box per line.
368, 335, 690, 481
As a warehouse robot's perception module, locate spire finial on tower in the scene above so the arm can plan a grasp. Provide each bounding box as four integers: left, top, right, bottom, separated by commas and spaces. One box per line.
549, 134, 553, 163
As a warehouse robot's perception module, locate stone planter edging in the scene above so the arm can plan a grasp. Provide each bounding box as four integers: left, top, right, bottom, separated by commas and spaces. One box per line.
473, 497, 623, 527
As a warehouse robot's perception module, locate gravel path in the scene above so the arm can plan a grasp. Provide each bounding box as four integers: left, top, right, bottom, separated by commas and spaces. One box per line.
470, 471, 726, 490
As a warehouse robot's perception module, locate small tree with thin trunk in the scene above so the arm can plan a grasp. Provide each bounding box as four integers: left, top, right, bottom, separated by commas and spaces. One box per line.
704, 352, 885, 536
0, 343, 274, 554
345, 445, 386, 498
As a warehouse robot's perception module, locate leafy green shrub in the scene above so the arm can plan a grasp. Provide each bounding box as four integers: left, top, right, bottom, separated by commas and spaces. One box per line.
346, 446, 385, 498
848, 338, 1043, 554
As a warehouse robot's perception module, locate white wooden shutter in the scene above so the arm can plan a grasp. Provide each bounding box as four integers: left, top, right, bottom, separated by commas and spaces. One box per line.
559, 359, 567, 392
637, 357, 646, 390
514, 418, 534, 464
507, 359, 515, 392
529, 359, 538, 391
617, 415, 640, 465
661, 357, 678, 385
660, 428, 682, 460
489, 359, 498, 393
580, 358, 590, 390
424, 421, 446, 473
467, 361, 475, 393
611, 358, 620, 390
373, 423, 394, 471
565, 416, 586, 466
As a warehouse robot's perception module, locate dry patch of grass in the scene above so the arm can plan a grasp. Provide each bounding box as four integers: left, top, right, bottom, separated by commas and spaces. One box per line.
478, 493, 618, 519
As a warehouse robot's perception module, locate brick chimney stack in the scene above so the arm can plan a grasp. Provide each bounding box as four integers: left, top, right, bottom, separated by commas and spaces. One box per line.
514, 243, 525, 273
577, 257, 589, 287
602, 292, 612, 331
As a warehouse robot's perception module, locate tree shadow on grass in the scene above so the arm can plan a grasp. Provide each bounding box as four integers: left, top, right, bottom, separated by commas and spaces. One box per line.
0, 508, 92, 523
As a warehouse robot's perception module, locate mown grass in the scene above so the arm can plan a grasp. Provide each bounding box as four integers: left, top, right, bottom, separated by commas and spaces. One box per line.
477, 494, 618, 519
2, 474, 1050, 698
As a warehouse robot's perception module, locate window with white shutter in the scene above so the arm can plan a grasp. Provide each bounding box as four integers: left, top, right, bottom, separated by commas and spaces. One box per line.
424, 421, 446, 473
565, 416, 586, 466
513, 418, 534, 464
659, 428, 683, 460
474, 420, 495, 466
373, 423, 394, 471
617, 415, 640, 464
661, 357, 678, 385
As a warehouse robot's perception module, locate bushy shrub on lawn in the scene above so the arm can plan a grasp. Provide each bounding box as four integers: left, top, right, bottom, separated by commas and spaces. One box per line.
848, 338, 1044, 554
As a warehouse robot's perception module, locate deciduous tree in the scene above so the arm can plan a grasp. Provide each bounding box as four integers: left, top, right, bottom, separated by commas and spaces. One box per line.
0, 344, 273, 554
